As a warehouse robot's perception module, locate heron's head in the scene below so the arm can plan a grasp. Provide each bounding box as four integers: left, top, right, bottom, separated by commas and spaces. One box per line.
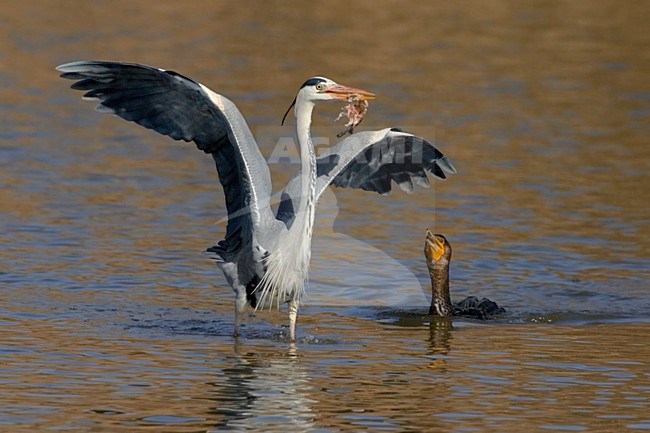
282, 77, 375, 125
425, 230, 452, 266
299, 77, 375, 102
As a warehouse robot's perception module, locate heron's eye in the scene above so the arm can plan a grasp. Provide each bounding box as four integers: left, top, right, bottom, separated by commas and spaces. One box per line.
315, 83, 324, 91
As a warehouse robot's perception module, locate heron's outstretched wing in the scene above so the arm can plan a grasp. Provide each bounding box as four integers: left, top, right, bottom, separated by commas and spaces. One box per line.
277, 128, 456, 226
57, 61, 274, 260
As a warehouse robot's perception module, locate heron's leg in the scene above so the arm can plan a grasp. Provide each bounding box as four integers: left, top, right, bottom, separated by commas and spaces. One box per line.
233, 289, 248, 338
288, 299, 299, 342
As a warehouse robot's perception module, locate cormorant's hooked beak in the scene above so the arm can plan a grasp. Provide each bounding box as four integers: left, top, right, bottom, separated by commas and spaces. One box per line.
425, 229, 445, 261
325, 84, 376, 101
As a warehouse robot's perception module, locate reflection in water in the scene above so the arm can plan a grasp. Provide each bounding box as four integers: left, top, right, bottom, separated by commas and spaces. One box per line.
427, 318, 454, 371
211, 344, 314, 432
428, 318, 453, 356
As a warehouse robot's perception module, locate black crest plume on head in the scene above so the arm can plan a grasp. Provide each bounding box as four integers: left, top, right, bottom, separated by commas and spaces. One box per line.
281, 77, 327, 126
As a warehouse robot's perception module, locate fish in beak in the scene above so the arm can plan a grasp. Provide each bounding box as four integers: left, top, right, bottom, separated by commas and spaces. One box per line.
328, 84, 375, 136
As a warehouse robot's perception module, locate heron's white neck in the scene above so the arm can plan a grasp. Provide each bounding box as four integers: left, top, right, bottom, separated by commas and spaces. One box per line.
292, 97, 318, 262
254, 96, 317, 309
295, 98, 317, 213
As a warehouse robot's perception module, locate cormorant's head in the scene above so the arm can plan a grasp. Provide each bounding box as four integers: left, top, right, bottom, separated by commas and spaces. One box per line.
425, 230, 452, 265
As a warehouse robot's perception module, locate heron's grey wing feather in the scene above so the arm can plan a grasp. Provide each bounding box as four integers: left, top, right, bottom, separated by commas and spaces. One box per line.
277, 128, 456, 227
323, 130, 456, 196
57, 61, 275, 260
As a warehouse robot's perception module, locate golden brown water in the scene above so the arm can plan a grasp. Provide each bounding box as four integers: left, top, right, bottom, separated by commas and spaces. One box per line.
1, 1, 649, 431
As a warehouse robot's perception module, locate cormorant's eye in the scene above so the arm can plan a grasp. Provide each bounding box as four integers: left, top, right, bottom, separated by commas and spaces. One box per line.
315, 83, 324, 91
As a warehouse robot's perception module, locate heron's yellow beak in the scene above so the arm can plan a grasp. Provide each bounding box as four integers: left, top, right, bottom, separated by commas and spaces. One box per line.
425, 229, 445, 261
325, 84, 375, 101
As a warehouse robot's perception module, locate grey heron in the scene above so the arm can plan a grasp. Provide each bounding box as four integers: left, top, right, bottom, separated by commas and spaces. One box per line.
57, 61, 457, 340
